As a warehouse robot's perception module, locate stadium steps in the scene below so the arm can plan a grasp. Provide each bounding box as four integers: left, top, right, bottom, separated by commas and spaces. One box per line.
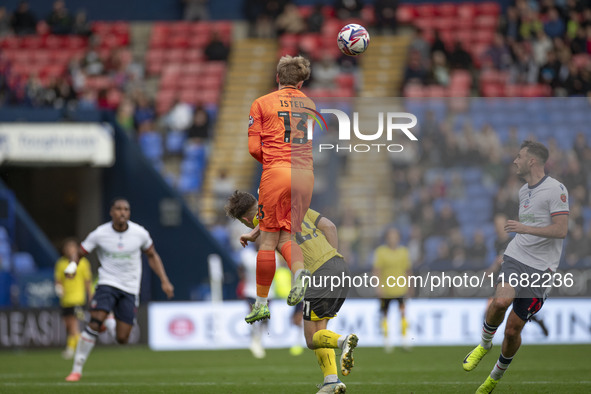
360, 35, 410, 97
199, 39, 277, 224
130, 22, 160, 97
337, 36, 411, 259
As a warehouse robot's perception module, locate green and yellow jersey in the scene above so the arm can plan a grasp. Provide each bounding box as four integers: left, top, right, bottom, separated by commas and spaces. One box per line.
373, 245, 411, 298
295, 209, 343, 274
54, 256, 92, 308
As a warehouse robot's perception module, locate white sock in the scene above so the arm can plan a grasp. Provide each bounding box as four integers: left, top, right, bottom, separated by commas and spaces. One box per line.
72, 327, 98, 374
480, 320, 498, 349
255, 296, 267, 307
337, 335, 345, 349
490, 353, 513, 380
324, 374, 338, 384
104, 317, 116, 338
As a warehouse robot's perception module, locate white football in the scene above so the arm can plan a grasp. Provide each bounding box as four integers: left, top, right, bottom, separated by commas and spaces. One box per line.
337, 24, 370, 56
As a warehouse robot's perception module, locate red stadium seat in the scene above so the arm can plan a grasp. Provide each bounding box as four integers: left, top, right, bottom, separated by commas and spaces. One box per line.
40, 64, 65, 78
473, 30, 495, 44
361, 5, 375, 26
212, 21, 233, 37
44, 35, 65, 49
65, 36, 87, 49
478, 2, 501, 16
169, 35, 190, 48
414, 18, 436, 33
504, 84, 521, 97
335, 73, 355, 89
184, 49, 204, 62
321, 19, 341, 39
183, 76, 202, 90
200, 89, 221, 105
454, 18, 474, 30
416, 4, 437, 18
475, 15, 499, 30
299, 34, 321, 54
457, 3, 477, 20
481, 82, 504, 97
572, 54, 591, 70
22, 36, 44, 49
437, 3, 457, 17
450, 70, 471, 89
454, 30, 473, 46
0, 37, 21, 49
183, 63, 206, 74
404, 83, 426, 98
201, 77, 223, 90
203, 62, 226, 79
179, 90, 200, 105
298, 5, 314, 19
188, 34, 210, 49
168, 22, 192, 36
31, 50, 54, 64
396, 4, 417, 24
426, 85, 446, 97
280, 34, 299, 49
166, 49, 186, 62
159, 74, 178, 90
52, 50, 77, 64
433, 18, 456, 32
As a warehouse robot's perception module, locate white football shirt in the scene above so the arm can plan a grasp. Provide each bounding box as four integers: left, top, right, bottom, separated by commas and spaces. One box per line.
81, 220, 153, 296
504, 176, 569, 271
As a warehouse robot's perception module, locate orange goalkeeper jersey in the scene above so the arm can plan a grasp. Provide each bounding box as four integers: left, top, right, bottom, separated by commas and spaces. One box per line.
248, 87, 314, 170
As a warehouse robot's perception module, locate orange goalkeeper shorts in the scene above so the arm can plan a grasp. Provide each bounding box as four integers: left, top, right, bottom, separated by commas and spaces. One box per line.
257, 167, 314, 233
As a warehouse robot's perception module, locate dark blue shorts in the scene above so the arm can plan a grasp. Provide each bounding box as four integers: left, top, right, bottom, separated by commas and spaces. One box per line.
90, 285, 137, 325
497, 256, 550, 322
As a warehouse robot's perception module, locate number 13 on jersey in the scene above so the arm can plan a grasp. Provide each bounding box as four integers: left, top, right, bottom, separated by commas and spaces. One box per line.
277, 111, 310, 144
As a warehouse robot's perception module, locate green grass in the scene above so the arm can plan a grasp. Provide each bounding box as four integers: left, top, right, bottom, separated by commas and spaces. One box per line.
0, 345, 589, 393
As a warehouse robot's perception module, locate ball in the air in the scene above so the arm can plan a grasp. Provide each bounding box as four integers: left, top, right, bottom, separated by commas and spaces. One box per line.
337, 24, 370, 56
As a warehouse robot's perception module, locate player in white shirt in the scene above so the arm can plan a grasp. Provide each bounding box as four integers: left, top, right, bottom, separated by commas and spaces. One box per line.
462, 141, 569, 393
64, 198, 174, 382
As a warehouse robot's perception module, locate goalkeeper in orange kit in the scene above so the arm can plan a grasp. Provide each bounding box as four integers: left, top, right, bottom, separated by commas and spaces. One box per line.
245, 55, 315, 323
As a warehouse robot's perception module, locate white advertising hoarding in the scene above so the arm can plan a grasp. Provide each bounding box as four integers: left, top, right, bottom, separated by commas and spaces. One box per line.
148, 298, 591, 351
0, 123, 114, 166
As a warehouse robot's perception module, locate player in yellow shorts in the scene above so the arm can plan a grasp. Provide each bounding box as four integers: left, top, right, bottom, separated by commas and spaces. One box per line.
226, 191, 357, 394
372, 228, 412, 352
54, 238, 93, 359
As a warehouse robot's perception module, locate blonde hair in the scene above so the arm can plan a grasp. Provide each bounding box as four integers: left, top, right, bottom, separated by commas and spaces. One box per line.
276, 55, 311, 86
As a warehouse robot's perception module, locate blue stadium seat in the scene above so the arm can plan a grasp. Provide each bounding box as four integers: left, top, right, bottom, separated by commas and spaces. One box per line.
0, 242, 11, 271
166, 130, 186, 155
462, 168, 482, 184
177, 173, 202, 194
0, 226, 9, 241
11, 252, 36, 275
424, 236, 446, 264
180, 158, 203, 176
138, 132, 163, 161
0, 272, 11, 306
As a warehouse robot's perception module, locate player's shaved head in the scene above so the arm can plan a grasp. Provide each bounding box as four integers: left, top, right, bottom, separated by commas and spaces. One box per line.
277, 55, 311, 86
110, 197, 129, 208
521, 140, 549, 164
225, 190, 257, 219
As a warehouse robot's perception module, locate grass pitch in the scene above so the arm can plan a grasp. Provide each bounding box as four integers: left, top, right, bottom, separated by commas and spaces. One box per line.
0, 344, 589, 393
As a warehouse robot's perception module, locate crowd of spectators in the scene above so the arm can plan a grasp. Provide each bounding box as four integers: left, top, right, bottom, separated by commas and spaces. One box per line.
403, 0, 591, 97
378, 107, 591, 274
